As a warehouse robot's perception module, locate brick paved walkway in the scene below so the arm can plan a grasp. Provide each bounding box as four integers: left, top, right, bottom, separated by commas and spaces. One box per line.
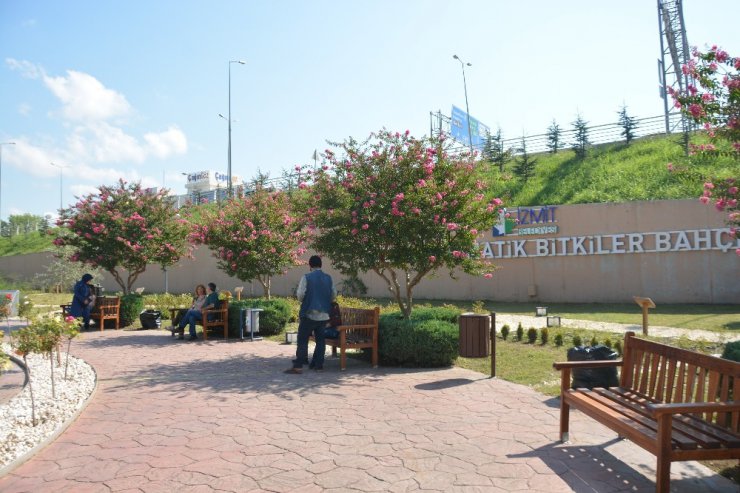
0, 329, 735, 492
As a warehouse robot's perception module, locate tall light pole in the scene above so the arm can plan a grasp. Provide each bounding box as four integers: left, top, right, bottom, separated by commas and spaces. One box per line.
50, 162, 69, 213
0, 142, 16, 228
452, 54, 474, 152
226, 60, 245, 198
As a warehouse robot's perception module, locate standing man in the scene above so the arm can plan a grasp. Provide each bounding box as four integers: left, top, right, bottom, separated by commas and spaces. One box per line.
286, 255, 336, 374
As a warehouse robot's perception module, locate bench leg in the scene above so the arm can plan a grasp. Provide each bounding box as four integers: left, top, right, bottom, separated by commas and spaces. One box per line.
371, 345, 378, 368
340, 346, 346, 371
655, 414, 672, 493
559, 368, 571, 442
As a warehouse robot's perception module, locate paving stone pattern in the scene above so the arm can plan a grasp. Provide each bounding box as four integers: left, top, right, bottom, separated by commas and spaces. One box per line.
0, 330, 735, 492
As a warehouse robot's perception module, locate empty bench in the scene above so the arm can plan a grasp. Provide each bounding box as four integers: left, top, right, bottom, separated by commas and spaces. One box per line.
553, 331, 740, 492
310, 306, 379, 371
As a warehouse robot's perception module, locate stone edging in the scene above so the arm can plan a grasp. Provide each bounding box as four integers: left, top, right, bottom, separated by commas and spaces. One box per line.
0, 358, 98, 477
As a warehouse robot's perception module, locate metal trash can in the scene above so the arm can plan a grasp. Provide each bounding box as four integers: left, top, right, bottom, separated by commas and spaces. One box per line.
567, 345, 619, 389
239, 308, 263, 341
139, 310, 162, 329
459, 313, 490, 358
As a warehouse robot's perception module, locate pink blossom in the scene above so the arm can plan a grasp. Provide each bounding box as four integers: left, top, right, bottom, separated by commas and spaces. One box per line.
65, 315, 76, 323
428, 255, 436, 263
704, 182, 715, 189
362, 224, 369, 230
483, 273, 493, 279
470, 229, 478, 235
351, 228, 359, 235
699, 196, 710, 204
729, 187, 738, 195
666, 163, 674, 171
447, 223, 458, 231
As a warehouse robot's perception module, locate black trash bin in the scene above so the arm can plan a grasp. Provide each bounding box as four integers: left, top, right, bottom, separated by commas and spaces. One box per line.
567, 345, 619, 389
139, 310, 162, 329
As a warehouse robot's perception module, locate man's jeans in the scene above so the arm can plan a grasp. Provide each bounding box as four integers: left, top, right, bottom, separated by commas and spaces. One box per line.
293, 317, 326, 369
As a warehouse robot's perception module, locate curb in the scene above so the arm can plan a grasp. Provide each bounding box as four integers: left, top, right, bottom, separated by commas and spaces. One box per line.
0, 355, 99, 478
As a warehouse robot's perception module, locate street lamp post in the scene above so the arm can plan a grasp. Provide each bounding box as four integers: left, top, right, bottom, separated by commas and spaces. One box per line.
226, 60, 245, 198
50, 162, 69, 213
452, 54, 474, 153
0, 142, 16, 228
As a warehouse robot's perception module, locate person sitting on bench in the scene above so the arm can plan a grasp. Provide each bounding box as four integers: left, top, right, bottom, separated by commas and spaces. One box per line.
169, 284, 207, 340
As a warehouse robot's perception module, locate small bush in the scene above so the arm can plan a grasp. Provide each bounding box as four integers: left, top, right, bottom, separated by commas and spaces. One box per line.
379, 315, 457, 367
526, 327, 537, 344
501, 324, 510, 340
604, 338, 613, 349
590, 336, 599, 347
721, 341, 740, 362
408, 306, 460, 323
119, 294, 144, 327
572, 335, 582, 347
554, 333, 564, 347
144, 293, 193, 319
540, 327, 549, 345
614, 340, 623, 356
17, 292, 34, 320
228, 298, 292, 336
516, 322, 524, 341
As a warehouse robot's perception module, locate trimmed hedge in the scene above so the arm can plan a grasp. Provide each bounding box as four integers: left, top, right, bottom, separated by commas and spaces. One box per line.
379, 311, 459, 367
227, 298, 292, 337
722, 341, 740, 363
406, 306, 460, 324
119, 294, 144, 327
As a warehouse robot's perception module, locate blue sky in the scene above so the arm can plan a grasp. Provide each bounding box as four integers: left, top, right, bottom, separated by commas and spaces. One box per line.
1, 0, 738, 220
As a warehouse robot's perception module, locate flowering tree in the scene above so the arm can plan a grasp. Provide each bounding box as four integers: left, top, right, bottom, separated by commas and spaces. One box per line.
299, 129, 503, 319
55, 179, 191, 293
668, 45, 739, 254
190, 189, 308, 298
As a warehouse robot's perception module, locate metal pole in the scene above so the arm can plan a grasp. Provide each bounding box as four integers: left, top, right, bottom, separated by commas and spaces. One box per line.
50, 162, 68, 213
490, 312, 496, 378
227, 60, 245, 198
453, 55, 474, 152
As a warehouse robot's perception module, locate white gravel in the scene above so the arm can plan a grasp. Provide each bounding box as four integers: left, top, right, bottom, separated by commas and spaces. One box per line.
0, 342, 96, 470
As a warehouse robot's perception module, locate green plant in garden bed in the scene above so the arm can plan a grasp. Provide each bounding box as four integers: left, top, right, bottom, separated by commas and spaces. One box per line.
227, 298, 292, 337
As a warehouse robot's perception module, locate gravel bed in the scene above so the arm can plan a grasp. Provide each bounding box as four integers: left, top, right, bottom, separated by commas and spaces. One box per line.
0, 343, 95, 469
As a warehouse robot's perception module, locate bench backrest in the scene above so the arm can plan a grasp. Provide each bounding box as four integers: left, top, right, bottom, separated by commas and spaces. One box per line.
621, 331, 740, 431
338, 307, 379, 327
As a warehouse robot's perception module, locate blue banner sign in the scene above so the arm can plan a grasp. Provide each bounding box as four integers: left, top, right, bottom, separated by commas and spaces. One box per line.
451, 105, 489, 149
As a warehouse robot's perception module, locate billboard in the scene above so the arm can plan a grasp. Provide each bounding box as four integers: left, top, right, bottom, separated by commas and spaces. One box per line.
450, 105, 489, 148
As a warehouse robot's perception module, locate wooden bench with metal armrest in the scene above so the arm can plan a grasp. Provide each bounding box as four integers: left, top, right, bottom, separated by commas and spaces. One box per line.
309, 306, 379, 371
553, 331, 740, 493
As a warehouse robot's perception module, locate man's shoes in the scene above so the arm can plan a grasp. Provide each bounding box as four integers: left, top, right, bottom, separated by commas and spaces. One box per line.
188, 335, 198, 341
312, 367, 324, 372
284, 368, 303, 374
178, 335, 185, 340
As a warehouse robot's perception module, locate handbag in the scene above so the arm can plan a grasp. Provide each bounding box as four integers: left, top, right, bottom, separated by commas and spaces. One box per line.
328, 302, 342, 327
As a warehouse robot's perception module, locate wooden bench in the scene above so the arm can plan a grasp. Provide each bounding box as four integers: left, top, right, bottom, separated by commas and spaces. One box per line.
553, 331, 740, 492
61, 296, 120, 330
168, 301, 229, 340
309, 306, 379, 371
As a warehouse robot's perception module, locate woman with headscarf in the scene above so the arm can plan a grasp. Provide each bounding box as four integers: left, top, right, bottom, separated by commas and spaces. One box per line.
70, 273, 95, 330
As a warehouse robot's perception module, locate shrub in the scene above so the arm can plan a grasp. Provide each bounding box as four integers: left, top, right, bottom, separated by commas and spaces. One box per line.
614, 340, 623, 356
17, 292, 34, 320
540, 327, 549, 345
721, 341, 740, 362
526, 327, 538, 344
572, 335, 582, 347
227, 298, 292, 336
604, 338, 613, 349
144, 293, 193, 319
379, 314, 458, 367
501, 324, 510, 340
516, 322, 524, 341
554, 333, 564, 347
408, 306, 460, 323
119, 294, 144, 327
590, 336, 599, 347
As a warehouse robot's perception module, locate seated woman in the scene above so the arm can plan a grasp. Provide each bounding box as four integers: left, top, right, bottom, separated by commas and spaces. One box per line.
176, 282, 219, 341
170, 284, 207, 340
69, 273, 95, 330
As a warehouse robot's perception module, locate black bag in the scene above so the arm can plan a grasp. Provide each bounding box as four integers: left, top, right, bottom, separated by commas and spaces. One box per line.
139, 310, 162, 329
567, 345, 620, 389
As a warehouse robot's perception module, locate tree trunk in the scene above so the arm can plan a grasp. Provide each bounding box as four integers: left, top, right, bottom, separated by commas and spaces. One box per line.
24, 355, 37, 426
258, 275, 271, 299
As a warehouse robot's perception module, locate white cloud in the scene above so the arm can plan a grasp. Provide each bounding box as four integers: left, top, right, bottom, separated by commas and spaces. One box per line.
6, 58, 42, 79
17, 103, 31, 116
144, 126, 188, 159
43, 69, 131, 122
86, 122, 147, 163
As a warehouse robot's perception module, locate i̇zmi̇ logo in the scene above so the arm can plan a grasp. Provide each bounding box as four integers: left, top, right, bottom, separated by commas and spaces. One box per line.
492, 206, 559, 237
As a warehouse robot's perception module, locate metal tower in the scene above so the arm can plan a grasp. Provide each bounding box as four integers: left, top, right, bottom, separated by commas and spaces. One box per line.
657, 0, 692, 136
